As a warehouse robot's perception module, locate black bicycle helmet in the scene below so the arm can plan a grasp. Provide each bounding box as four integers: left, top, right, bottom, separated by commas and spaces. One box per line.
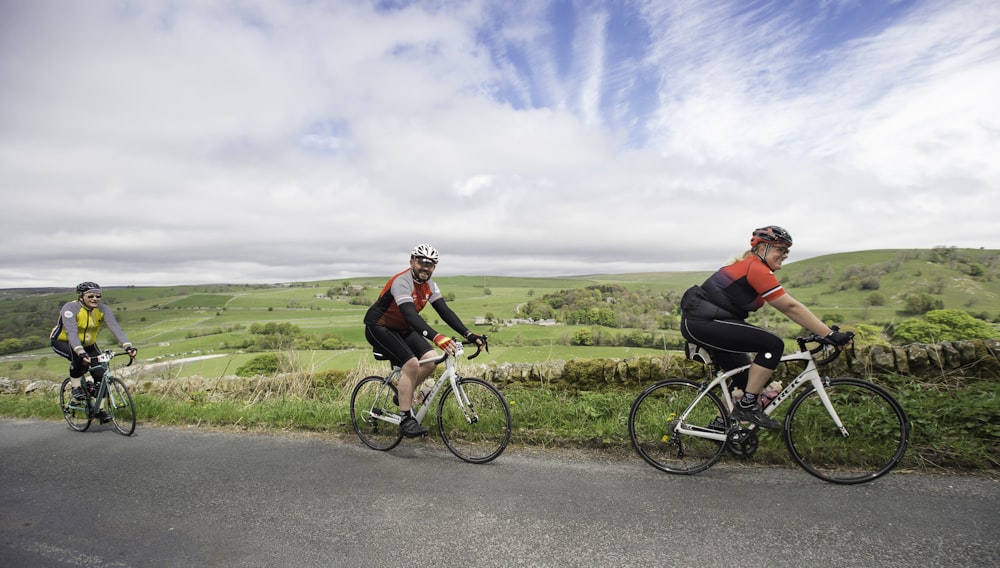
750, 226, 793, 248
76, 281, 101, 294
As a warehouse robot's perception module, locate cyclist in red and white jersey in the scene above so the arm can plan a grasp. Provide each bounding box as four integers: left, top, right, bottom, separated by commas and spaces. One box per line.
364, 244, 484, 437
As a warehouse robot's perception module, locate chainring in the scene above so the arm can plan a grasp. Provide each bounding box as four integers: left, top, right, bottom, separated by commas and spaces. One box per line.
726, 427, 759, 457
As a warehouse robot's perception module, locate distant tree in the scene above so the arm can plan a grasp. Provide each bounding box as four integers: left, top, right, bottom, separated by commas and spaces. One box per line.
902, 292, 943, 315
571, 327, 593, 346
0, 338, 24, 355
865, 292, 887, 307
236, 353, 280, 377
852, 323, 891, 346
892, 309, 999, 343
859, 276, 881, 290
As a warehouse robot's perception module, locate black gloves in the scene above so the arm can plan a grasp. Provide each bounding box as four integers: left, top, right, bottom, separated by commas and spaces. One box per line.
464, 332, 485, 346
825, 327, 853, 347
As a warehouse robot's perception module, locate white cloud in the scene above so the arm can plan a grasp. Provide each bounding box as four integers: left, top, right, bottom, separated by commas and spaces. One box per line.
1, 0, 998, 289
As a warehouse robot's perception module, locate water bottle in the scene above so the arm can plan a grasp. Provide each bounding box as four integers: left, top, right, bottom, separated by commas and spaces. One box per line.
414, 379, 434, 405
759, 381, 783, 408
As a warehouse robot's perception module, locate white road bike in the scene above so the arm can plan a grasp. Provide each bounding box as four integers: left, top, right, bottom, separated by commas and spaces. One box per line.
628, 332, 910, 484
350, 337, 511, 464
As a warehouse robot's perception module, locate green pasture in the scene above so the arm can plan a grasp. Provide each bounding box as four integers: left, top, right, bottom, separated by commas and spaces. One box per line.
3, 248, 999, 381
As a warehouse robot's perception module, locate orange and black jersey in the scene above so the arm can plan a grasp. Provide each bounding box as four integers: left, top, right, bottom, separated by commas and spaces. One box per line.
698, 255, 787, 320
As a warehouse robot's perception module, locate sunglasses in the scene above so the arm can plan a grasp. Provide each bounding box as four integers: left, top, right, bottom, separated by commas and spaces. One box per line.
414, 257, 437, 267
84, 294, 102, 299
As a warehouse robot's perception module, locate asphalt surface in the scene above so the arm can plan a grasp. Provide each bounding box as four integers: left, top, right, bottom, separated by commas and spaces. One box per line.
1, 418, 997, 567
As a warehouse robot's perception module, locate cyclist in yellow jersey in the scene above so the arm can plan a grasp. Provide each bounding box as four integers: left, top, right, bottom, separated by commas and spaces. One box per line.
50, 282, 137, 422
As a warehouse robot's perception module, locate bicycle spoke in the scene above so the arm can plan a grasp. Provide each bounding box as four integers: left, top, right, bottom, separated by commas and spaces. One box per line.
438, 378, 511, 464
59, 378, 91, 432
628, 380, 727, 475
106, 377, 136, 436
784, 378, 909, 484
350, 376, 403, 451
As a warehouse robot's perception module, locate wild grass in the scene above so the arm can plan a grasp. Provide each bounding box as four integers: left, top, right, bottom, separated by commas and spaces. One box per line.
4, 367, 996, 474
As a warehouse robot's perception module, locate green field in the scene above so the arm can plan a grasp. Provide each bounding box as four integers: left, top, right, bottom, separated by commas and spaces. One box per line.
2, 247, 998, 381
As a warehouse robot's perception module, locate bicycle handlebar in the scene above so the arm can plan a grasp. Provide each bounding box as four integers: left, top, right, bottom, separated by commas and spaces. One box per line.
796, 328, 855, 367
421, 335, 489, 365
94, 349, 136, 367
463, 334, 489, 360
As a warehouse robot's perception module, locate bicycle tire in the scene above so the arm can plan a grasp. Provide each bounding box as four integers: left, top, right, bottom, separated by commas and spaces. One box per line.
437, 377, 511, 464
628, 379, 728, 475
784, 377, 910, 485
350, 375, 403, 451
59, 378, 91, 432
106, 377, 136, 436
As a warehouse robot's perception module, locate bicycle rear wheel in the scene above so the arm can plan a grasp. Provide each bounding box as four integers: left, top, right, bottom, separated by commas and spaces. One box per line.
784, 377, 909, 484
437, 378, 511, 464
350, 375, 403, 451
106, 377, 136, 436
628, 379, 728, 475
59, 378, 91, 432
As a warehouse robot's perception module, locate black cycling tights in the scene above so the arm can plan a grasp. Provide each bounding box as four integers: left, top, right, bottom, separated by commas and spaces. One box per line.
681, 318, 786, 392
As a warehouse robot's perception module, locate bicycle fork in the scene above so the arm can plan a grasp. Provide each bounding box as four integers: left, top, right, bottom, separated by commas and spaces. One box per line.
450, 375, 479, 424
803, 376, 851, 438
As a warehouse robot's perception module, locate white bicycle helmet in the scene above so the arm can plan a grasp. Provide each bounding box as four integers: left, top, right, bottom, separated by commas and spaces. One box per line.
410, 244, 439, 263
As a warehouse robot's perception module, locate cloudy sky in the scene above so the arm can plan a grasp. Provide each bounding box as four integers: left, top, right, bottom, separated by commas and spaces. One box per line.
2, 0, 998, 289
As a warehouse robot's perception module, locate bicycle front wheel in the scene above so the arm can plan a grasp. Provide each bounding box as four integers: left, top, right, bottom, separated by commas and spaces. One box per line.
350, 376, 403, 451
628, 379, 728, 475
59, 378, 91, 432
437, 378, 511, 464
784, 377, 909, 484
106, 377, 136, 436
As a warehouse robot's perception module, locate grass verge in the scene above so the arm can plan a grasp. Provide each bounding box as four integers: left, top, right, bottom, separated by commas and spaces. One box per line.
2, 375, 997, 475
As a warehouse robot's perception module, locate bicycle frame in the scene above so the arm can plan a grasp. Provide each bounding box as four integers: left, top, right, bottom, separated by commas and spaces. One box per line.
61, 349, 137, 436
366, 343, 477, 427
673, 345, 845, 441
86, 351, 129, 413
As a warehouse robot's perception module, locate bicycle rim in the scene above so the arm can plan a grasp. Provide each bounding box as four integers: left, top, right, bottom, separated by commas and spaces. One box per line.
107, 377, 137, 436
350, 376, 403, 451
59, 378, 91, 432
628, 379, 727, 475
437, 378, 511, 464
784, 378, 910, 484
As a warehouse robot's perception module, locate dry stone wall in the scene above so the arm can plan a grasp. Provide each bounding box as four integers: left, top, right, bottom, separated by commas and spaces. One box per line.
474, 338, 1000, 391
2, 339, 997, 397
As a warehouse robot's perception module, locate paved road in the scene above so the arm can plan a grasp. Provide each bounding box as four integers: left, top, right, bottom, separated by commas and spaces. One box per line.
2, 419, 997, 568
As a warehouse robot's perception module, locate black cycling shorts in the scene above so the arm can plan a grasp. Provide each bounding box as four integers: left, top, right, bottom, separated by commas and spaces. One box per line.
364, 325, 433, 367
